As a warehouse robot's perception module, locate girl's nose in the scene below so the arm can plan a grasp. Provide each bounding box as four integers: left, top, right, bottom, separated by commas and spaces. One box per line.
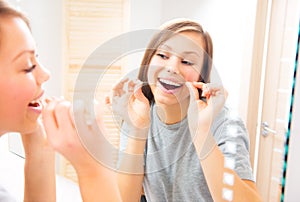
35, 63, 50, 85
166, 56, 180, 74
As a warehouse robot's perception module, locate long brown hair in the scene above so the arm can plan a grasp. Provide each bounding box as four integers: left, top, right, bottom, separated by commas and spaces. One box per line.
138, 18, 213, 103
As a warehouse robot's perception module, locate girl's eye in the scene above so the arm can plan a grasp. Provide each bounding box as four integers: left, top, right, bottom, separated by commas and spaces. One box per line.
182, 60, 194, 66
156, 53, 168, 59
24, 64, 36, 73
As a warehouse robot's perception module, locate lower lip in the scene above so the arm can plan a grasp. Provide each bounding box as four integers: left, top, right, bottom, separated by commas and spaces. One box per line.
28, 105, 42, 115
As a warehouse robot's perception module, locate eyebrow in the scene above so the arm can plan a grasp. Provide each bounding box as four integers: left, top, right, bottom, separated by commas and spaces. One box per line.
159, 44, 202, 57
12, 50, 35, 62
159, 44, 172, 51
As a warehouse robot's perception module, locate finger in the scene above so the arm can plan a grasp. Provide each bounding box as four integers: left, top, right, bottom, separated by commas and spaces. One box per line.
196, 99, 207, 111
190, 82, 208, 109
112, 77, 129, 97
203, 83, 224, 96
191, 82, 208, 97
186, 82, 199, 101
105, 94, 112, 106
191, 81, 205, 89
42, 100, 61, 147
201, 83, 210, 97
68, 105, 75, 129
53, 100, 73, 129
127, 80, 135, 93
42, 97, 53, 107
42, 99, 59, 130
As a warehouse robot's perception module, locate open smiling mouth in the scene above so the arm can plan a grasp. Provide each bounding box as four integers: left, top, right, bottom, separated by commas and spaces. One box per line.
28, 101, 40, 107
28, 100, 42, 110
158, 78, 184, 91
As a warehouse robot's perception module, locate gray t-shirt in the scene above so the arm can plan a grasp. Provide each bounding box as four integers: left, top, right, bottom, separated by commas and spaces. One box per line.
120, 104, 254, 202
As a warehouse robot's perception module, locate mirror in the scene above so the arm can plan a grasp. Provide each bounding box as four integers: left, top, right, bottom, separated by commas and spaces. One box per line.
4, 0, 299, 201
62, 1, 299, 201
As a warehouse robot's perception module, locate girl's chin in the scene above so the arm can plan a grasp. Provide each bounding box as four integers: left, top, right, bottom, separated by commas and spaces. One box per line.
154, 92, 189, 106
19, 121, 39, 134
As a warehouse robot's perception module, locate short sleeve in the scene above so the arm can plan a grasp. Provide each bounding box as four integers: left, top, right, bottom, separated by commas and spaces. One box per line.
212, 107, 254, 181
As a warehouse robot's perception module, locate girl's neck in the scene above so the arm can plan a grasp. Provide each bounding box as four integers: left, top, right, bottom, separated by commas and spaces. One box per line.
155, 99, 189, 125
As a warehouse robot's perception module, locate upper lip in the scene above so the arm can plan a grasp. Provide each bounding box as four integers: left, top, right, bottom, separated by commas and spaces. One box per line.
30, 90, 44, 103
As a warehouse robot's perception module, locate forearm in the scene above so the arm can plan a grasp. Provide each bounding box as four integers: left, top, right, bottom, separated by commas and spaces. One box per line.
75, 164, 121, 202
23, 148, 56, 202
194, 132, 262, 201
118, 171, 144, 202
117, 129, 147, 202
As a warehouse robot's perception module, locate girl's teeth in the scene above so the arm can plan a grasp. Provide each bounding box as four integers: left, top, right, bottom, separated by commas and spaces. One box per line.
159, 79, 181, 87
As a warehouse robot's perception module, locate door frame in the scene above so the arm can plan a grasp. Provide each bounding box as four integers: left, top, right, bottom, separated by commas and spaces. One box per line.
246, 0, 271, 173
247, 0, 299, 201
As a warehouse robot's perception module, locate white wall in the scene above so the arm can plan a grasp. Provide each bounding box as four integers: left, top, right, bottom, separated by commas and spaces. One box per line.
129, 0, 162, 30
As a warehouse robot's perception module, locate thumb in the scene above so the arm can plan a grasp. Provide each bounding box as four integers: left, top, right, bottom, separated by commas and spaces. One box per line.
134, 87, 148, 104
133, 80, 149, 103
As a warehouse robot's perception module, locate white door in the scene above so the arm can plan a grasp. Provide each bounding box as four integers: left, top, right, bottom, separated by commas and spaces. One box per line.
247, 0, 300, 201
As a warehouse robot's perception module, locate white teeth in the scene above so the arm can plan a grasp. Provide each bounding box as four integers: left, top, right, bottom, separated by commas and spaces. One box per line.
29, 100, 38, 105
159, 79, 182, 87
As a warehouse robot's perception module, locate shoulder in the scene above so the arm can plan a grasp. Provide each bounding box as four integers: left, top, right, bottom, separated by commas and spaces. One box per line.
212, 106, 250, 146
213, 106, 247, 130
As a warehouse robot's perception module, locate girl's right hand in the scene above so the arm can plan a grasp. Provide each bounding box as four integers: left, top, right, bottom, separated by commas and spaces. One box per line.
106, 78, 150, 136
42, 98, 111, 172
42, 98, 122, 202
186, 82, 227, 137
